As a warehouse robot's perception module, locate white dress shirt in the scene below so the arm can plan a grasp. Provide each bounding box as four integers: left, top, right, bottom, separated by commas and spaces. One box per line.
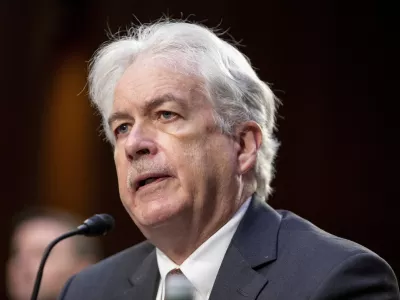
155, 197, 251, 300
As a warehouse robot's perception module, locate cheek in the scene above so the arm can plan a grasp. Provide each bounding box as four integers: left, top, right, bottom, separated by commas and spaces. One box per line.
114, 149, 130, 192
170, 136, 218, 183
159, 139, 205, 196
203, 137, 238, 178
113, 146, 124, 166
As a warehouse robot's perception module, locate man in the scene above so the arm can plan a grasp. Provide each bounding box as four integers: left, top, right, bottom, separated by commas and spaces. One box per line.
59, 19, 399, 299
6, 208, 102, 300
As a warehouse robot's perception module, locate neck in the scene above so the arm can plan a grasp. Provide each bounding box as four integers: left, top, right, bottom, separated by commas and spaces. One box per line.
144, 192, 252, 264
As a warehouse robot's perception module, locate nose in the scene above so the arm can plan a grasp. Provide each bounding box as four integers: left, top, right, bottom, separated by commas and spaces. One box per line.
124, 123, 158, 161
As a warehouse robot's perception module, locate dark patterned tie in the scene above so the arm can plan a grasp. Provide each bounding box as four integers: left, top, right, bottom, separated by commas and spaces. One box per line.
164, 268, 194, 300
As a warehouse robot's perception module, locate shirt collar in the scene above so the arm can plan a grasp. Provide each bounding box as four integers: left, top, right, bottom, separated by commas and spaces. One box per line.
156, 197, 251, 299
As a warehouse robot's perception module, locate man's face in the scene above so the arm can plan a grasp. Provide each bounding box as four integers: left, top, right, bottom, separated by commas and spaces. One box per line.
111, 58, 242, 232
6, 219, 84, 300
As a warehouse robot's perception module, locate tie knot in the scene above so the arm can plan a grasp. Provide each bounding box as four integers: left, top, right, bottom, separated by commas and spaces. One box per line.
167, 268, 183, 276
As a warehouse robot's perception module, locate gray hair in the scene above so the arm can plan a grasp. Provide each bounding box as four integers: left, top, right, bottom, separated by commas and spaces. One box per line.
88, 19, 280, 199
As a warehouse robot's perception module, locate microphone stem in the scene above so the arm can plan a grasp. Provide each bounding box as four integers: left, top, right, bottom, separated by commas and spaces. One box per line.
30, 228, 82, 300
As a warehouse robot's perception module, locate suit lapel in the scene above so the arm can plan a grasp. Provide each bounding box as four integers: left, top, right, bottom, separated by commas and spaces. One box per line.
209, 196, 282, 300
111, 249, 160, 300
110, 196, 281, 300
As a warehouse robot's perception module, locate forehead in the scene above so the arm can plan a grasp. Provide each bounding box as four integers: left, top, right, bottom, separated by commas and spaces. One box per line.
114, 57, 206, 108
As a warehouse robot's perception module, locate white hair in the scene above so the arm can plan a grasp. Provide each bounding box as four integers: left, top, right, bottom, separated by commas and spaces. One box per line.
88, 19, 280, 199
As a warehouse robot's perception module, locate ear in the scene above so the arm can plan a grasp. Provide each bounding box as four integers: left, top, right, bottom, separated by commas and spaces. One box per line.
235, 121, 262, 175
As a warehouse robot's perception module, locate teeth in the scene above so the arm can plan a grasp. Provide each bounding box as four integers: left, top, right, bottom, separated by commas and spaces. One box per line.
144, 178, 157, 185
137, 176, 166, 190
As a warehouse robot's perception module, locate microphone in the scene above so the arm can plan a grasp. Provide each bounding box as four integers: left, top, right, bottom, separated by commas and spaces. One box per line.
30, 214, 115, 300
77, 213, 115, 236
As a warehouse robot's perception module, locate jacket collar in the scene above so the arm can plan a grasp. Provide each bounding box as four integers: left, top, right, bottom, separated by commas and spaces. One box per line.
209, 195, 282, 300
111, 248, 159, 300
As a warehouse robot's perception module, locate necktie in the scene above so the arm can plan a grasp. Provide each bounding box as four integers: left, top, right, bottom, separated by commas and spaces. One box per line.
164, 268, 194, 300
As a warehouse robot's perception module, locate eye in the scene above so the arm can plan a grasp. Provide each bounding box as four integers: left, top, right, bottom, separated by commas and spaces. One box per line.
158, 111, 178, 121
114, 123, 130, 137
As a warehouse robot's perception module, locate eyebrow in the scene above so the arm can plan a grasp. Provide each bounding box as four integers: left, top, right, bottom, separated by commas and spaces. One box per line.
107, 93, 186, 128
107, 111, 133, 128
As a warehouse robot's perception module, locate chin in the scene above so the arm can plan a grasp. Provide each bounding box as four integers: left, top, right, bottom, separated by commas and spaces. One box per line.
128, 196, 188, 228
134, 210, 180, 229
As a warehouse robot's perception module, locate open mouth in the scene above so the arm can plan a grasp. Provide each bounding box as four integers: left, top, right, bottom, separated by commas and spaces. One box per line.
136, 176, 169, 191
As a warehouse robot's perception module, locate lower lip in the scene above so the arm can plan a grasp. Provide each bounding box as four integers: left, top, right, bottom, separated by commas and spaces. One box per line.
137, 177, 169, 192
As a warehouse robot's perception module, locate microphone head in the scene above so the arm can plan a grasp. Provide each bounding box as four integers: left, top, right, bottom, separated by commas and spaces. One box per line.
77, 214, 115, 237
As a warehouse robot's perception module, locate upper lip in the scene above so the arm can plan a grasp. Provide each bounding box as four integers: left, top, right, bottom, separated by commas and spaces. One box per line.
132, 172, 171, 191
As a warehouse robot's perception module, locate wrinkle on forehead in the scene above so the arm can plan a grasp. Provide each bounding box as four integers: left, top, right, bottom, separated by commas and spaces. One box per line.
113, 56, 210, 113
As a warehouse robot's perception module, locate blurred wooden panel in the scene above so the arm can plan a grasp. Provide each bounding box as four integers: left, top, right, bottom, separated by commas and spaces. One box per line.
38, 51, 95, 216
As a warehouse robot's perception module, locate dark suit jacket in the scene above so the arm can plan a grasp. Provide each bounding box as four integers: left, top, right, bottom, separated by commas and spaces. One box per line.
59, 197, 400, 299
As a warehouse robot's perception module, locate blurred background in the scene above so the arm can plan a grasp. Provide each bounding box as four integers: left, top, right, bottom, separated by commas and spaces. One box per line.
1, 0, 398, 298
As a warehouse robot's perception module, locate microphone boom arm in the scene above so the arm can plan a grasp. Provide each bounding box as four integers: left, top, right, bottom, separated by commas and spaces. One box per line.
30, 213, 114, 300
30, 228, 82, 300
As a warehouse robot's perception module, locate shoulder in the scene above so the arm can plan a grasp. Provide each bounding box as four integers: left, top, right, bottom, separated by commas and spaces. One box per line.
78, 239, 154, 278
58, 240, 155, 300
271, 210, 399, 298
277, 209, 372, 257
275, 209, 385, 269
